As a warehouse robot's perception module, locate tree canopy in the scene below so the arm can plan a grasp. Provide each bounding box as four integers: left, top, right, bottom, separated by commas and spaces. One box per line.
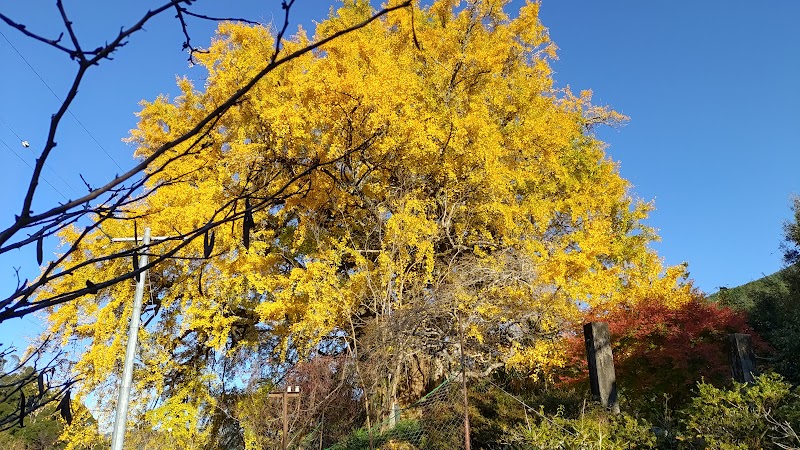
40, 0, 693, 447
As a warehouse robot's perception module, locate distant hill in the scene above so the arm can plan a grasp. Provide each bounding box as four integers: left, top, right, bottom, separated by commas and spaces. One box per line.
706, 265, 800, 382
707, 268, 793, 312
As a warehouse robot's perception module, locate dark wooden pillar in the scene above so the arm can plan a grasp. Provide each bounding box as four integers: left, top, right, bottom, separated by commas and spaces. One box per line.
584, 322, 620, 414
729, 333, 757, 383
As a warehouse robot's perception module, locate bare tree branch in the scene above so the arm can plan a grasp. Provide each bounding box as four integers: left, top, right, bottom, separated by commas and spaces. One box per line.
0, 0, 414, 431
0, 1, 413, 324
0, 338, 77, 431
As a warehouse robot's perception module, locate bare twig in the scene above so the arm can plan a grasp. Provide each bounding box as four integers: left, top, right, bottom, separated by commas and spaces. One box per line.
0, 1, 413, 324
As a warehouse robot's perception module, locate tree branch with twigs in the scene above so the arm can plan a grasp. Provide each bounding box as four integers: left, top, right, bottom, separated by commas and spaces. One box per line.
0, 0, 413, 433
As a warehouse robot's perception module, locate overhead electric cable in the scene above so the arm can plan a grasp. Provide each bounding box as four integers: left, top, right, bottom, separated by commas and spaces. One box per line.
0, 29, 125, 173
1, 117, 80, 196
0, 137, 69, 202
0, 117, 24, 142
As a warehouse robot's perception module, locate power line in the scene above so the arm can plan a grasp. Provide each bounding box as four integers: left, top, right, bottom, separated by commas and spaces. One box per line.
2, 115, 119, 262
0, 29, 125, 173
0, 117, 24, 142
1, 117, 80, 196
0, 137, 69, 202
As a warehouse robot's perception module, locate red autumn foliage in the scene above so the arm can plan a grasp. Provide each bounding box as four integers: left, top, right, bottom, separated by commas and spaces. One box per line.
559, 296, 769, 405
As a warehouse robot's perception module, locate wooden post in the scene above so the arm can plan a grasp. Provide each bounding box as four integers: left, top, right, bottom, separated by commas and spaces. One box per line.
459, 313, 471, 450
269, 385, 301, 450
584, 322, 619, 414
389, 401, 399, 428
729, 333, 757, 383
282, 390, 288, 450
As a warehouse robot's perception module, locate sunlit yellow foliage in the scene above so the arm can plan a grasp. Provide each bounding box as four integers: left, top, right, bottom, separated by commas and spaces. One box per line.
42, 0, 693, 445
57, 405, 106, 450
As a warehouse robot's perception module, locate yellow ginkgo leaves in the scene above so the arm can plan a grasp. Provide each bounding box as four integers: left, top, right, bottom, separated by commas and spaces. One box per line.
43, 1, 693, 446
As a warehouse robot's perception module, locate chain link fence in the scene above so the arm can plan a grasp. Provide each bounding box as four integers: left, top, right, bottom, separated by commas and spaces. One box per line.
326, 377, 467, 450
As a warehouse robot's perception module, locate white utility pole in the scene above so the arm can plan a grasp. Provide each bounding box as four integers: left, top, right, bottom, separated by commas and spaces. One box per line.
109, 227, 155, 450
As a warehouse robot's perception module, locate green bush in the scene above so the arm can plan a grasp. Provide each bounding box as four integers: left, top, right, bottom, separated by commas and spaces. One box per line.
330, 374, 800, 449
510, 403, 656, 449
677, 373, 800, 449
328, 419, 423, 450
468, 380, 659, 449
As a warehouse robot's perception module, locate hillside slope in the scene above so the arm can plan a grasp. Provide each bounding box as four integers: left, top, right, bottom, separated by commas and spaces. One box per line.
707, 268, 793, 311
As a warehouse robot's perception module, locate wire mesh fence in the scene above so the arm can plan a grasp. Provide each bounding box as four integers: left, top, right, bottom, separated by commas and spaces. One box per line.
326, 376, 467, 450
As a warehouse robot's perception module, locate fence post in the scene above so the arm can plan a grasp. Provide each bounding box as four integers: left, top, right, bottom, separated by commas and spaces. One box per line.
458, 313, 471, 450
268, 385, 301, 450
389, 400, 400, 428
729, 333, 757, 383
584, 322, 619, 414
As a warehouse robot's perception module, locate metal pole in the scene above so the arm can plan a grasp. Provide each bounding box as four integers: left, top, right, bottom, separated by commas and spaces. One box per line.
111, 227, 150, 450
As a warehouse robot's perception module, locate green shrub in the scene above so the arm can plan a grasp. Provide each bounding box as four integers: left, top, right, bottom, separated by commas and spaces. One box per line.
677, 373, 800, 449
328, 419, 424, 450
510, 403, 656, 449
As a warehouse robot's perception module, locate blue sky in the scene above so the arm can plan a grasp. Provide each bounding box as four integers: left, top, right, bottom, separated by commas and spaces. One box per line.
1, 0, 798, 350
538, 1, 800, 292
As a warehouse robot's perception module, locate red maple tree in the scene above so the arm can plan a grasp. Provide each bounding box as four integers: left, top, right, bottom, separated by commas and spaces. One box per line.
559, 295, 769, 406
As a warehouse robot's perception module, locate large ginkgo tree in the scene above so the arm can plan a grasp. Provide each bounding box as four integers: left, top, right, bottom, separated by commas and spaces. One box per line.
42, 1, 692, 447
